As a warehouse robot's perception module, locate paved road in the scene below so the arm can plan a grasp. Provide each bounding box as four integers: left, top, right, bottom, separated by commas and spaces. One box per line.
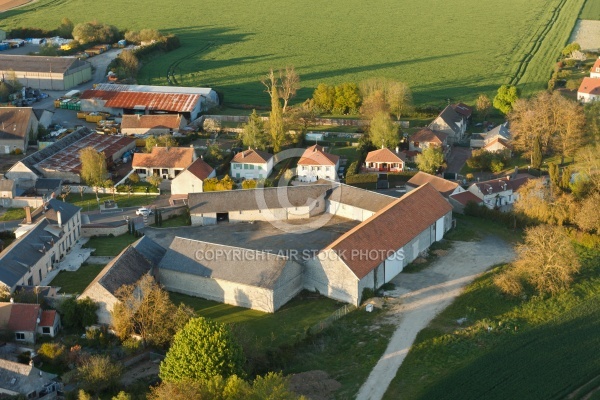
356, 236, 515, 400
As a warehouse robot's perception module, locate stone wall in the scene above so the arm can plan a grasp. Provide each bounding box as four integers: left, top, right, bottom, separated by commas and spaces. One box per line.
81, 223, 128, 237
304, 251, 360, 305
79, 283, 116, 325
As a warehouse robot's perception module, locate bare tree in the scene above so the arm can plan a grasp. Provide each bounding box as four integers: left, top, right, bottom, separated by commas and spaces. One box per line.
60, 185, 71, 202
476, 94, 491, 121
278, 66, 300, 114
386, 81, 413, 121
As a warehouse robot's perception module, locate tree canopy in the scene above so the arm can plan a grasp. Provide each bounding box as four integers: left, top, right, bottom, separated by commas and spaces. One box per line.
416, 146, 444, 174
72, 21, 119, 44
79, 147, 107, 187
368, 112, 399, 149
159, 317, 245, 383
240, 110, 269, 150
145, 135, 177, 153
493, 85, 519, 114
112, 275, 194, 348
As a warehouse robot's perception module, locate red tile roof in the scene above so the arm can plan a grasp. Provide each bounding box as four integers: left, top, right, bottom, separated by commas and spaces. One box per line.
297, 144, 340, 166
451, 103, 473, 118
81, 90, 200, 113
7, 304, 40, 332
410, 128, 448, 145
450, 191, 483, 206
407, 172, 459, 197
365, 148, 405, 163
38, 310, 56, 327
592, 58, 600, 73
186, 157, 214, 180
132, 146, 195, 169
578, 77, 600, 95
121, 114, 184, 130
324, 184, 453, 279
231, 148, 273, 164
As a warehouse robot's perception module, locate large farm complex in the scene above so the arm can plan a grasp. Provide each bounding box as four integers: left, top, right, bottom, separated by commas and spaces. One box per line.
0, 0, 588, 106
0, 0, 598, 399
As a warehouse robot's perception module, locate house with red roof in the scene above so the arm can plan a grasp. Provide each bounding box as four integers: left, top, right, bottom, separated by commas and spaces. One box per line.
0, 303, 61, 344
297, 145, 340, 182
408, 128, 449, 156
171, 157, 216, 195
132, 146, 196, 179
121, 114, 187, 136
590, 57, 600, 79
467, 175, 530, 210
230, 148, 274, 180
363, 147, 405, 173
578, 77, 600, 103
406, 171, 464, 198
305, 184, 453, 306
449, 191, 484, 213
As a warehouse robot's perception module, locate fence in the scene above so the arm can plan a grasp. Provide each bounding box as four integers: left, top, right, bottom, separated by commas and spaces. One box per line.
309, 304, 356, 334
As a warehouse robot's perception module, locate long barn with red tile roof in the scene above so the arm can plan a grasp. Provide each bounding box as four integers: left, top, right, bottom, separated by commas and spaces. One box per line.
305, 183, 453, 306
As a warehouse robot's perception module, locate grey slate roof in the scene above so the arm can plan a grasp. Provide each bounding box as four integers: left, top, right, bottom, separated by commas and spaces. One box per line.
8, 127, 93, 177
34, 178, 62, 191
0, 359, 56, 396
0, 221, 61, 288
486, 122, 510, 140
159, 237, 294, 289
82, 236, 165, 296
430, 105, 464, 135
30, 198, 80, 225
188, 185, 331, 214
326, 183, 396, 212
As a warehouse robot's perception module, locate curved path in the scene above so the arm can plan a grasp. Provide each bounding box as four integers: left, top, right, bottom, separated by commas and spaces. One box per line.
356, 236, 515, 400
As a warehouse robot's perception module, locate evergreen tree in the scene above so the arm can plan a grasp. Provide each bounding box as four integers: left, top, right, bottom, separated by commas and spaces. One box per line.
531, 135, 542, 169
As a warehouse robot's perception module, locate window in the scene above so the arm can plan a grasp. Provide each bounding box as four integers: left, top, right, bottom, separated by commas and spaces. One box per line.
27, 276, 33, 286
249, 165, 254, 170
38, 269, 42, 282
42, 327, 50, 334
243, 164, 248, 170
15, 332, 25, 341
414, 141, 420, 148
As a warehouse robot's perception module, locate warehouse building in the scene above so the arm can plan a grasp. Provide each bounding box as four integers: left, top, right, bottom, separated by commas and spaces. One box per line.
80, 83, 219, 121
0, 55, 92, 90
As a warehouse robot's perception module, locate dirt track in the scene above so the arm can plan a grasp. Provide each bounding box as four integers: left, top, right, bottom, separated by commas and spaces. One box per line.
356, 236, 515, 400
0, 0, 32, 12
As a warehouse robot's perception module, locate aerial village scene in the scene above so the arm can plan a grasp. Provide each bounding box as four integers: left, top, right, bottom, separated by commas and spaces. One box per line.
0, 0, 598, 399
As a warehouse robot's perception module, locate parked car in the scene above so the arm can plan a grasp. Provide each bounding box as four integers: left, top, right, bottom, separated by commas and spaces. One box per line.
136, 207, 153, 216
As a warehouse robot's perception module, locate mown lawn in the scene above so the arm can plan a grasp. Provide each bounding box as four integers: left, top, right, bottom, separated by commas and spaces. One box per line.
580, 0, 600, 19
384, 237, 600, 400
50, 264, 106, 294
168, 291, 342, 351
157, 214, 190, 228
0, 208, 25, 222
64, 193, 158, 211
82, 234, 138, 256
0, 0, 585, 106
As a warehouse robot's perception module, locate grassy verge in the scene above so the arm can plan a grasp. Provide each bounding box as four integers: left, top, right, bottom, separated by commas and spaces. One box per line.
49, 264, 106, 294
449, 213, 522, 244
330, 146, 360, 165
0, 208, 25, 222
384, 238, 600, 400
83, 234, 139, 256
280, 307, 395, 399
64, 193, 158, 211
158, 214, 190, 228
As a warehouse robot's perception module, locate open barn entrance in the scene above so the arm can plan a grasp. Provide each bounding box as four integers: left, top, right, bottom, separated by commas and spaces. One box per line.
216, 212, 229, 223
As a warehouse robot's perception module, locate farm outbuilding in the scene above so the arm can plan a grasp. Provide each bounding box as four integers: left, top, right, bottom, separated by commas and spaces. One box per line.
0, 107, 38, 154
325, 183, 396, 222
157, 237, 304, 313
188, 184, 330, 226
0, 55, 92, 90
305, 184, 453, 306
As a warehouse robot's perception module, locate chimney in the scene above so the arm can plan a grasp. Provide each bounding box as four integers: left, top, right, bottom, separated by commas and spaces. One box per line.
57, 211, 62, 228
25, 206, 32, 224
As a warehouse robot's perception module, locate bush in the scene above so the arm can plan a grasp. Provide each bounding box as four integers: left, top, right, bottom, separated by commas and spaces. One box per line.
17, 351, 31, 364
241, 179, 257, 189
361, 288, 375, 302
38, 343, 66, 366
77, 355, 123, 394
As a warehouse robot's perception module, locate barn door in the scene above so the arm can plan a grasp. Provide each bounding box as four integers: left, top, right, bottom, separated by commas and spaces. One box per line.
435, 217, 444, 241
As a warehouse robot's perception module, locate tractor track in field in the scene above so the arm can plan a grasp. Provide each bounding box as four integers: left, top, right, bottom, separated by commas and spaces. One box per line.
166, 41, 214, 85
509, 0, 568, 86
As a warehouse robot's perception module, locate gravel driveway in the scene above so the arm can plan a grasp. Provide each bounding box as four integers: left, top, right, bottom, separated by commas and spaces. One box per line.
356, 236, 515, 400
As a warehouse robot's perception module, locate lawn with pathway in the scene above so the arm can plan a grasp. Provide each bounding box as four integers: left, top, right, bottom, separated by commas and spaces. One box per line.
50, 264, 106, 294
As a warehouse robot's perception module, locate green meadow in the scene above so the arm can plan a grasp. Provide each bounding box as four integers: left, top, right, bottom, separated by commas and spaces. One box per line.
580, 0, 600, 19
0, 0, 585, 106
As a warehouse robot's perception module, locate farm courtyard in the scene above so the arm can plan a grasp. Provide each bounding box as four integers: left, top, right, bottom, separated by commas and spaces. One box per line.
0, 0, 586, 106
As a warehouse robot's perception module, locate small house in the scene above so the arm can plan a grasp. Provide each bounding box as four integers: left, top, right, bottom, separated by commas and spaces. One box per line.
0, 107, 38, 155
171, 157, 216, 195
121, 114, 187, 136
230, 148, 274, 180
408, 128, 449, 155
0, 359, 58, 398
132, 146, 196, 180
467, 175, 530, 210
363, 147, 405, 173
428, 105, 467, 144
297, 145, 340, 182
406, 171, 464, 198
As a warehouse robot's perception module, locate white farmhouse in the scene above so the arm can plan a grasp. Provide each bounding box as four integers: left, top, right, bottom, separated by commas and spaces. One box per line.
171, 157, 215, 195
230, 148, 273, 180
428, 105, 468, 144
132, 146, 196, 179
297, 145, 340, 182
467, 175, 530, 210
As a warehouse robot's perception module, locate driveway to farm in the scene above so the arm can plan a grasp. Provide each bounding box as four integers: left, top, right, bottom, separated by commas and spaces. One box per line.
356, 236, 515, 400
445, 146, 471, 174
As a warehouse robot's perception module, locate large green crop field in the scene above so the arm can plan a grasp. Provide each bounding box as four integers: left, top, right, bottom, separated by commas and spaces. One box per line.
0, 0, 585, 106
580, 0, 600, 19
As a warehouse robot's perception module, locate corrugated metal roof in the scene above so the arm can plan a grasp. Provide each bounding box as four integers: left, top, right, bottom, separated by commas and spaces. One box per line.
94, 83, 215, 96
0, 55, 90, 74
106, 92, 200, 112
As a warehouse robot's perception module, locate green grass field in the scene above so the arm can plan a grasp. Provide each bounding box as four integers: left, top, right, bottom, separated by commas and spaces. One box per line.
63, 193, 158, 211
384, 238, 600, 399
82, 234, 138, 256
580, 0, 600, 19
50, 264, 106, 294
0, 0, 585, 106
0, 208, 25, 222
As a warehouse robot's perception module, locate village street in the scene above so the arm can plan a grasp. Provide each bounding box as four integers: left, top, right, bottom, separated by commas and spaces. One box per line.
356, 236, 516, 400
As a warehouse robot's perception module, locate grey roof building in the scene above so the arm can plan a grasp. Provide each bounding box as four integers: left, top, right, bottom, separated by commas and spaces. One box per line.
0, 55, 92, 90
0, 359, 58, 398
